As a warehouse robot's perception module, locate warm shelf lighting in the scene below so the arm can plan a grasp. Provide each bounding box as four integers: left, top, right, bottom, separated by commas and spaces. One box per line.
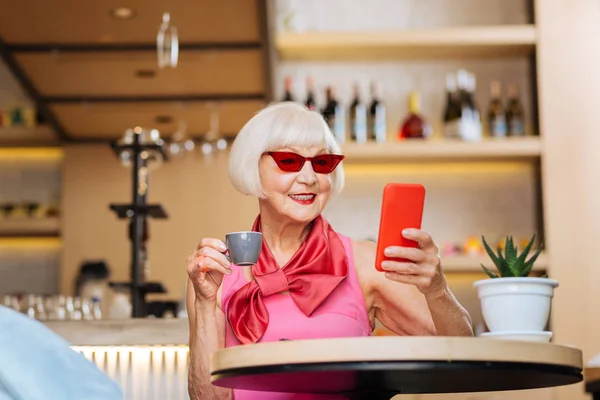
0, 147, 63, 160
110, 7, 136, 20
70, 345, 189, 397
0, 237, 62, 249
343, 161, 532, 175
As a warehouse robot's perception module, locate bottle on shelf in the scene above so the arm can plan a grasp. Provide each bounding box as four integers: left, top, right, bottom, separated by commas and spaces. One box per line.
282, 75, 294, 102
322, 86, 345, 143
442, 72, 462, 139
368, 81, 387, 143
505, 82, 525, 136
304, 76, 317, 111
456, 69, 482, 141
398, 91, 432, 140
349, 83, 367, 143
487, 80, 507, 138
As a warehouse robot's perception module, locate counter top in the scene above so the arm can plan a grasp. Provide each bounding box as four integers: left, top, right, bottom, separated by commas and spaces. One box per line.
44, 319, 189, 346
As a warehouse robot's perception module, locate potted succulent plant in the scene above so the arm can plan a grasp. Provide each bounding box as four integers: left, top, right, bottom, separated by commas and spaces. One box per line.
473, 233, 558, 342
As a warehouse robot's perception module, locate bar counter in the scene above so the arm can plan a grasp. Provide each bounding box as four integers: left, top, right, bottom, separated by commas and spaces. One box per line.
44, 319, 191, 400
45, 318, 189, 346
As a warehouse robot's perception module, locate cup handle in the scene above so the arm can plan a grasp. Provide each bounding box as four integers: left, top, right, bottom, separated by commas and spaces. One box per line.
222, 239, 231, 263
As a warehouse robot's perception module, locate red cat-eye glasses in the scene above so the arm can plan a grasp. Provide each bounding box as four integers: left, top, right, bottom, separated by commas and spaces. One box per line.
265, 151, 345, 174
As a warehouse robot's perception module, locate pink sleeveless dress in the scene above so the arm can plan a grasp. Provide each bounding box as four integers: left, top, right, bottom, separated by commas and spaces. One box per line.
221, 233, 372, 400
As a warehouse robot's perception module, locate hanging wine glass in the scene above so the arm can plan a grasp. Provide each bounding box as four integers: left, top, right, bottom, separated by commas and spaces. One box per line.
200, 103, 228, 159
116, 127, 164, 170
168, 120, 194, 157
157, 12, 178, 69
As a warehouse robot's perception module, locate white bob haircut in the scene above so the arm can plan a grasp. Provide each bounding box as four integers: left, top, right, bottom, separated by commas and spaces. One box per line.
228, 101, 345, 198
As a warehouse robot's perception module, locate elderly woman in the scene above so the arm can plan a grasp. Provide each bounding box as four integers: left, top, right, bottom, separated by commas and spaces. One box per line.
186, 102, 472, 400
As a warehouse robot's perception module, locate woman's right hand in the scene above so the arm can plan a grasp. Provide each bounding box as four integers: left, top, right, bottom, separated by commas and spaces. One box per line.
186, 238, 232, 304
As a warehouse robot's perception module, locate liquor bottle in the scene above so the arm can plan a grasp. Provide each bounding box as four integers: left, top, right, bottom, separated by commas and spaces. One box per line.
487, 80, 507, 138
368, 81, 386, 143
282, 76, 294, 102
505, 82, 525, 136
468, 72, 482, 140
456, 69, 482, 141
304, 76, 317, 111
322, 86, 345, 143
349, 83, 367, 143
442, 72, 462, 139
398, 91, 431, 139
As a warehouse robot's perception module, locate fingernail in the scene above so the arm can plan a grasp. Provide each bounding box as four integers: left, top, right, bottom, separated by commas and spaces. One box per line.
219, 242, 227, 251
402, 228, 412, 235
384, 248, 392, 256
197, 255, 204, 267
226, 269, 232, 275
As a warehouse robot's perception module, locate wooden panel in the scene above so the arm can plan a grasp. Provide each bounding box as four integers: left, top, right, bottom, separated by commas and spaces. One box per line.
0, 0, 259, 43
276, 25, 536, 61
0, 126, 59, 147
15, 50, 265, 97
534, 0, 600, 400
0, 217, 60, 237
51, 100, 265, 138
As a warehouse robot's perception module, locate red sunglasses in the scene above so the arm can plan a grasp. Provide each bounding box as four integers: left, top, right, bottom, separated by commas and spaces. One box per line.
265, 151, 345, 174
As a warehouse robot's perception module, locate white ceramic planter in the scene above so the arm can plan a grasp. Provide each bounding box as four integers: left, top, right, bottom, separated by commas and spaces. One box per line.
473, 277, 559, 332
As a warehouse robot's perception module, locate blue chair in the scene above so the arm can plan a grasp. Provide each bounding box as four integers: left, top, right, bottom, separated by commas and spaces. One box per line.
0, 306, 122, 400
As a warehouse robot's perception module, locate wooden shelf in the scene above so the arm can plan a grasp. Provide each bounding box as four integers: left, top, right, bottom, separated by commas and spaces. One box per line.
441, 251, 547, 272
276, 25, 536, 61
0, 125, 59, 147
0, 217, 60, 237
340, 136, 541, 163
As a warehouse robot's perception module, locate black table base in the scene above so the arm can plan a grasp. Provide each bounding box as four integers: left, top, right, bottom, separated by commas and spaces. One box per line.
212, 360, 583, 400
586, 380, 600, 400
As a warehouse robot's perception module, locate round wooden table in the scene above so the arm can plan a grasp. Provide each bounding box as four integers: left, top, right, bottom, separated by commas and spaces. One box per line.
210, 336, 583, 400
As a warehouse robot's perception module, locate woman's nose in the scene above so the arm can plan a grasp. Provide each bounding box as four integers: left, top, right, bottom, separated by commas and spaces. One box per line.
296, 161, 317, 185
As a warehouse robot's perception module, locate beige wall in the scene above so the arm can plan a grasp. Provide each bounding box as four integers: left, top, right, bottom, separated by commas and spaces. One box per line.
60, 144, 258, 300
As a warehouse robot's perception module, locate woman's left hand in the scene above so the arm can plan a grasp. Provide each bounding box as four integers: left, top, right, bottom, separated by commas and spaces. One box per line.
380, 228, 447, 297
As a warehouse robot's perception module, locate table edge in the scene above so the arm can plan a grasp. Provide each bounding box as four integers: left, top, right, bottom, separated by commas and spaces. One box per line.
210, 336, 583, 374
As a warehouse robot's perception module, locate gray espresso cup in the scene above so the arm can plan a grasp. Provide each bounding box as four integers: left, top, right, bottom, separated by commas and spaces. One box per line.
225, 231, 263, 266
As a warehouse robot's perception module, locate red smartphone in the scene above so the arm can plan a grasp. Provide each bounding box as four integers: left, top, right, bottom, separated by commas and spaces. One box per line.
375, 183, 426, 272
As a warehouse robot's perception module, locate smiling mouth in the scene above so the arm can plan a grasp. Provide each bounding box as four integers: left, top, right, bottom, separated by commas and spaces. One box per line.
289, 193, 316, 204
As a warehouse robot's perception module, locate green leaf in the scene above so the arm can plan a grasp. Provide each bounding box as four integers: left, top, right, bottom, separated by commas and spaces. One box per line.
481, 236, 512, 277
481, 263, 499, 278
520, 246, 543, 277
505, 236, 519, 276
516, 233, 537, 273
497, 247, 515, 277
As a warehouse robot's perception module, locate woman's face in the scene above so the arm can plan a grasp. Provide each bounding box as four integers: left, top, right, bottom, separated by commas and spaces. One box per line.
259, 146, 333, 224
